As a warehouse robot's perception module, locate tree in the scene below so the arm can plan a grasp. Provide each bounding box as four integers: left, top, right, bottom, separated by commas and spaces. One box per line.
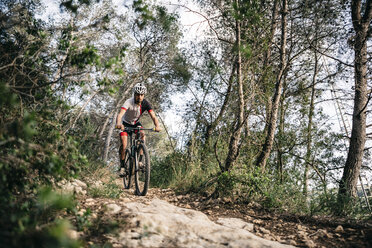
338, 0, 372, 204
255, 0, 288, 171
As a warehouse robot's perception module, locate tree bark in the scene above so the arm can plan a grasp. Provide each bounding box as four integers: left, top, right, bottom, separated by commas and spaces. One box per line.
224, 2, 245, 172
263, 0, 279, 125
103, 108, 118, 163
303, 49, 318, 197
255, 0, 288, 171
276, 79, 287, 183
338, 0, 371, 200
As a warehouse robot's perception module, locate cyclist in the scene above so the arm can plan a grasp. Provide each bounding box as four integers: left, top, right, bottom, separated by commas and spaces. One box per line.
116, 83, 161, 175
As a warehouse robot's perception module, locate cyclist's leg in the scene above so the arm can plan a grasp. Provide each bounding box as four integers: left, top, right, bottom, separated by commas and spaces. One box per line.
120, 132, 128, 161
134, 123, 145, 163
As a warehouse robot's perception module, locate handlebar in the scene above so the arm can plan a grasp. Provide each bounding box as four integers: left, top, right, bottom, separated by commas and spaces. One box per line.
117, 126, 159, 132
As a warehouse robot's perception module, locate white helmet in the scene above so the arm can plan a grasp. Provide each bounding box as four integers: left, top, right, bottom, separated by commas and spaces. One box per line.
133, 83, 147, 94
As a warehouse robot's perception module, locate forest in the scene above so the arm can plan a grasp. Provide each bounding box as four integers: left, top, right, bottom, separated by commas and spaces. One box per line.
0, 0, 371, 247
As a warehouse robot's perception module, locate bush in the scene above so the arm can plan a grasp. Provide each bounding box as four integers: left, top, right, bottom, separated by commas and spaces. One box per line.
88, 178, 123, 199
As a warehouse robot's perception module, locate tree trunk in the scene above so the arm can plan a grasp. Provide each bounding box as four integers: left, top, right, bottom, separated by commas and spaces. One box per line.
256, 0, 287, 171
276, 79, 287, 183
303, 50, 318, 197
103, 108, 118, 163
224, 3, 245, 172
338, 0, 371, 200
263, 0, 279, 126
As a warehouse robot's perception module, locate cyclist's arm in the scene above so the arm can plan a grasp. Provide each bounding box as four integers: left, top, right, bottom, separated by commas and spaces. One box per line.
149, 110, 162, 132
116, 108, 126, 130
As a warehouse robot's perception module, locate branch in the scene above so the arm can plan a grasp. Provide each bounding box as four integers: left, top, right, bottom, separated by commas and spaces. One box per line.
63, 90, 100, 135
358, 87, 372, 116
156, 113, 176, 153
169, 4, 233, 44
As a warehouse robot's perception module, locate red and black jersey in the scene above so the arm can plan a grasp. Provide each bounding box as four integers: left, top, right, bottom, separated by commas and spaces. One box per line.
121, 97, 153, 125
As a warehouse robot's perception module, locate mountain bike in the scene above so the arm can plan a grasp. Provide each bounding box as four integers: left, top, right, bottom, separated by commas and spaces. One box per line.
119, 127, 156, 196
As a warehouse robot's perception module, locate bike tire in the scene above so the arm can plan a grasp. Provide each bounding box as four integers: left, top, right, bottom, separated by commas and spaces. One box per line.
134, 143, 150, 196
122, 148, 132, 189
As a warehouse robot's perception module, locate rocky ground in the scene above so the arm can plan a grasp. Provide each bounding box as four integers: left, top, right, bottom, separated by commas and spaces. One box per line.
59, 178, 372, 248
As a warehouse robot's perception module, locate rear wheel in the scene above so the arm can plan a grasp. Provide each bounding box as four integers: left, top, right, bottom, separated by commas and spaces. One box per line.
134, 143, 150, 196
121, 147, 132, 189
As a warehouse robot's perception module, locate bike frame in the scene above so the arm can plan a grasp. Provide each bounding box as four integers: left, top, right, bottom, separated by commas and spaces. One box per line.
119, 127, 156, 195
125, 127, 154, 165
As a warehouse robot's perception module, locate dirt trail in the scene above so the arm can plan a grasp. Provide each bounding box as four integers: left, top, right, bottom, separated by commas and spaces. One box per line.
64, 178, 372, 247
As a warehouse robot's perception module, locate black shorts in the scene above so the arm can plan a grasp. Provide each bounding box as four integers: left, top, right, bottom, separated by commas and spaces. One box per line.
120, 121, 142, 137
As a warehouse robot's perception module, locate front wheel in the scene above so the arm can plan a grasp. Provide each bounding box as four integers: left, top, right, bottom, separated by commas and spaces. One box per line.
134, 143, 150, 196
121, 147, 132, 189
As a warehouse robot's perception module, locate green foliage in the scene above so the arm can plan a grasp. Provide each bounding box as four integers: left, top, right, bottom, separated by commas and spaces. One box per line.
60, 0, 93, 14
0, 81, 89, 246
155, 6, 177, 32
133, 0, 155, 29
150, 152, 186, 187
75, 208, 92, 232
70, 45, 100, 69
88, 178, 123, 199
0, 186, 80, 247
150, 151, 217, 193
169, 53, 192, 84
216, 171, 238, 197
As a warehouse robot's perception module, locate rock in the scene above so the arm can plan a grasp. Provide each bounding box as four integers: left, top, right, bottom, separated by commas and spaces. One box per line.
263, 234, 274, 241
297, 224, 307, 231
216, 218, 254, 232
106, 203, 121, 214
74, 179, 87, 188
335, 225, 344, 233
66, 229, 80, 239
304, 239, 316, 248
287, 240, 297, 246
59, 179, 87, 195
298, 230, 308, 238
259, 227, 271, 234
119, 197, 132, 203
113, 199, 294, 248
315, 229, 328, 238
248, 202, 262, 209
273, 235, 283, 242
77, 209, 86, 216
253, 219, 264, 225
222, 197, 232, 203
